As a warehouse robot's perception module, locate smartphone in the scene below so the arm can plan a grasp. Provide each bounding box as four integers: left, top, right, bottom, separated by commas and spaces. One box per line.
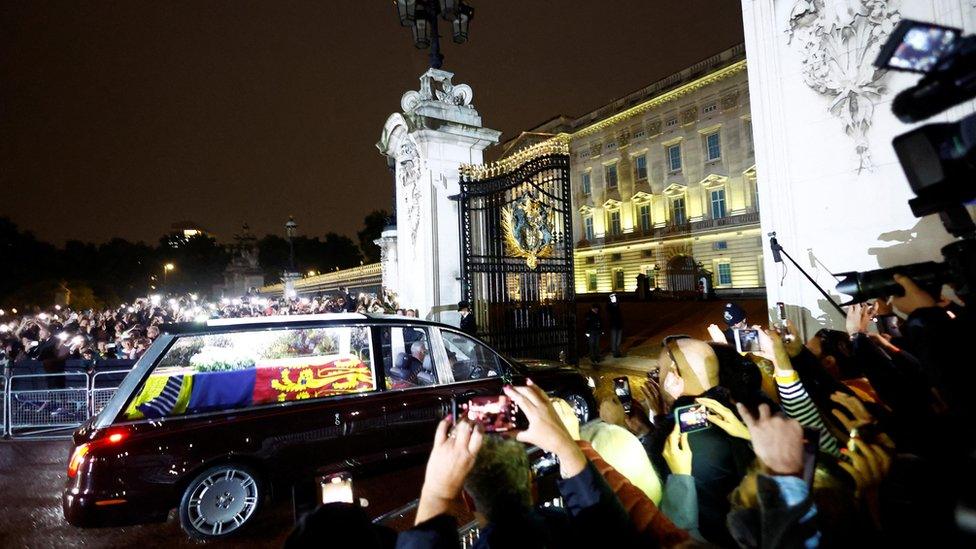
613, 376, 632, 414
875, 19, 961, 73
733, 328, 762, 353
875, 314, 902, 339
674, 404, 711, 434
776, 302, 787, 321
453, 394, 524, 433
319, 473, 353, 504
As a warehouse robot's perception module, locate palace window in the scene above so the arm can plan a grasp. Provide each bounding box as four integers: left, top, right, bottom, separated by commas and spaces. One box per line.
581, 172, 591, 195
608, 210, 621, 235
667, 144, 682, 172
583, 215, 594, 241
612, 269, 625, 291
666, 117, 678, 128
586, 271, 598, 292
638, 203, 652, 232
634, 154, 647, 181
710, 188, 727, 219
717, 262, 733, 286
584, 256, 595, 264
703, 103, 718, 115
605, 164, 618, 188
611, 253, 622, 262
671, 196, 686, 225
712, 240, 728, 251
706, 132, 722, 161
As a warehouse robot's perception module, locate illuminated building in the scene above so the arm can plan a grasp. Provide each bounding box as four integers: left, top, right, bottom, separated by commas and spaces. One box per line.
502, 45, 761, 296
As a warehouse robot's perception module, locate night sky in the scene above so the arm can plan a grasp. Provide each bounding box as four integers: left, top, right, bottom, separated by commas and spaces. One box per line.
1, 1, 744, 245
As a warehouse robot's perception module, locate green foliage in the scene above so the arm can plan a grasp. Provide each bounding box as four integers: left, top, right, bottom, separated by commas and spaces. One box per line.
357, 210, 389, 264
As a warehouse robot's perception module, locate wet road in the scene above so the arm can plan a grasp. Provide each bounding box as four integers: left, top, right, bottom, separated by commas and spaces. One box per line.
0, 439, 293, 548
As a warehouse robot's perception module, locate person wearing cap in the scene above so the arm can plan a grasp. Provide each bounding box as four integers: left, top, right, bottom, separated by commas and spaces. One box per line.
720, 302, 748, 346
458, 300, 477, 336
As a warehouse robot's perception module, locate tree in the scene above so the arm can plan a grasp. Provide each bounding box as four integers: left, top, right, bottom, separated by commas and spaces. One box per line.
322, 232, 363, 270
357, 210, 389, 264
157, 234, 230, 296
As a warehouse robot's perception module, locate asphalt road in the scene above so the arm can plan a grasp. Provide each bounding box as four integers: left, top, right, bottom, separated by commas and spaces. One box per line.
0, 439, 294, 548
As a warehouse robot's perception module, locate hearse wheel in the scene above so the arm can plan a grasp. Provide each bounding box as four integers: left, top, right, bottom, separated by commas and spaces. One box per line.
564, 392, 591, 424
179, 464, 261, 539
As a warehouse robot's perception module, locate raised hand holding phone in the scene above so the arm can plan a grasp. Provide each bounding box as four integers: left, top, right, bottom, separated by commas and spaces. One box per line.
503, 379, 587, 478
696, 397, 751, 440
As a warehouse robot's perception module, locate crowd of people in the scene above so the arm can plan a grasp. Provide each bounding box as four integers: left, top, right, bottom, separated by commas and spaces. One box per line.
286, 273, 973, 548
0, 288, 401, 367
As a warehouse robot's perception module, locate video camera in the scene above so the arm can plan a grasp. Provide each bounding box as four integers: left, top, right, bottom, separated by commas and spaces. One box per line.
835, 19, 976, 305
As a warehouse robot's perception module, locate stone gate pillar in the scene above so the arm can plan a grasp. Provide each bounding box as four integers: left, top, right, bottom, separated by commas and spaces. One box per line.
377, 68, 501, 321
740, 0, 975, 335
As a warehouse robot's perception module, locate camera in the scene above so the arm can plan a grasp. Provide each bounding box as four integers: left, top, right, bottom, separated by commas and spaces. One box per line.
835, 19, 976, 306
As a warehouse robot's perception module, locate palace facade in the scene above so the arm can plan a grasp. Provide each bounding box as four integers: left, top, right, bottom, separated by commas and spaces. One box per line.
501, 44, 762, 296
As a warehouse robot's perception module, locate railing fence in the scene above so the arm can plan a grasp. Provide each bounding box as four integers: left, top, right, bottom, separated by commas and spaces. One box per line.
1, 360, 136, 439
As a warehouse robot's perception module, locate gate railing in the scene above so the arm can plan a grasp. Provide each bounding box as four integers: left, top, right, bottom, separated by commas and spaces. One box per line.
1, 360, 137, 439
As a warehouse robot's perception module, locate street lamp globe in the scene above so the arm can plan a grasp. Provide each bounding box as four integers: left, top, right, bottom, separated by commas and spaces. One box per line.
285, 216, 298, 238
451, 3, 472, 44
396, 0, 417, 26
164, 263, 175, 272
412, 7, 432, 49
438, 0, 458, 19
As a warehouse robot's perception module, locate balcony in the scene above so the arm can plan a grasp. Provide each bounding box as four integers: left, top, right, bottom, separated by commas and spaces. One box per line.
577, 210, 760, 249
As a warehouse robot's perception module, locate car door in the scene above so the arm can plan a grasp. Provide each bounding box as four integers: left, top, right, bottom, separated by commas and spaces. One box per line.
378, 324, 455, 465
437, 327, 509, 405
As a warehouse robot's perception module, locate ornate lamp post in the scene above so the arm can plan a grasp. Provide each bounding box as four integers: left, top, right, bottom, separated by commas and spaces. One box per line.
395, 0, 474, 69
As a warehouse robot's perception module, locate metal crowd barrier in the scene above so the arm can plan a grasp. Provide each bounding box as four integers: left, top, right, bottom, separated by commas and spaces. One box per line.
2, 360, 136, 439
0, 375, 5, 437
6, 372, 90, 439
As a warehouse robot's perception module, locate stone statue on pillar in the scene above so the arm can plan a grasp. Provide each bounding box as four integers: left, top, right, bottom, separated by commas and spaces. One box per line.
377, 68, 501, 321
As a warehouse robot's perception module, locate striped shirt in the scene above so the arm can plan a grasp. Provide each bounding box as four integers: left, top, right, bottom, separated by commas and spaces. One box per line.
775, 371, 841, 457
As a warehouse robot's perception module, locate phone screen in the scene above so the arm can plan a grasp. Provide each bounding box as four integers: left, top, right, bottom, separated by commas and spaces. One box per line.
733, 328, 762, 353
454, 395, 520, 433
776, 302, 787, 321
879, 20, 960, 73
613, 376, 632, 414
319, 473, 353, 504
674, 404, 711, 434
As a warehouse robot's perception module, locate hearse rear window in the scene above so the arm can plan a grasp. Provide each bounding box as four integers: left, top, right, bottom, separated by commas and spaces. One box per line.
123, 326, 375, 420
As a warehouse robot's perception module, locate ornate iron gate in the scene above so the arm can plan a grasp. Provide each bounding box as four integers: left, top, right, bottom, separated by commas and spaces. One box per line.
458, 137, 576, 361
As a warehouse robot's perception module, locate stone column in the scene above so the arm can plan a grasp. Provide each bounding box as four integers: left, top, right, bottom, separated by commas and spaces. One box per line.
281, 271, 301, 300
740, 0, 976, 335
374, 224, 399, 299
378, 69, 501, 321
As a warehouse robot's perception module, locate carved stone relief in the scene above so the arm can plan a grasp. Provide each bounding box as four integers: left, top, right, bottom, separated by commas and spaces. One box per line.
681, 106, 698, 125
396, 136, 423, 255
647, 119, 663, 136
787, 0, 900, 173
401, 68, 475, 113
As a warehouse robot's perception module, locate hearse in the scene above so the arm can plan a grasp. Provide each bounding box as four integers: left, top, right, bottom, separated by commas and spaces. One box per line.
63, 313, 595, 539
